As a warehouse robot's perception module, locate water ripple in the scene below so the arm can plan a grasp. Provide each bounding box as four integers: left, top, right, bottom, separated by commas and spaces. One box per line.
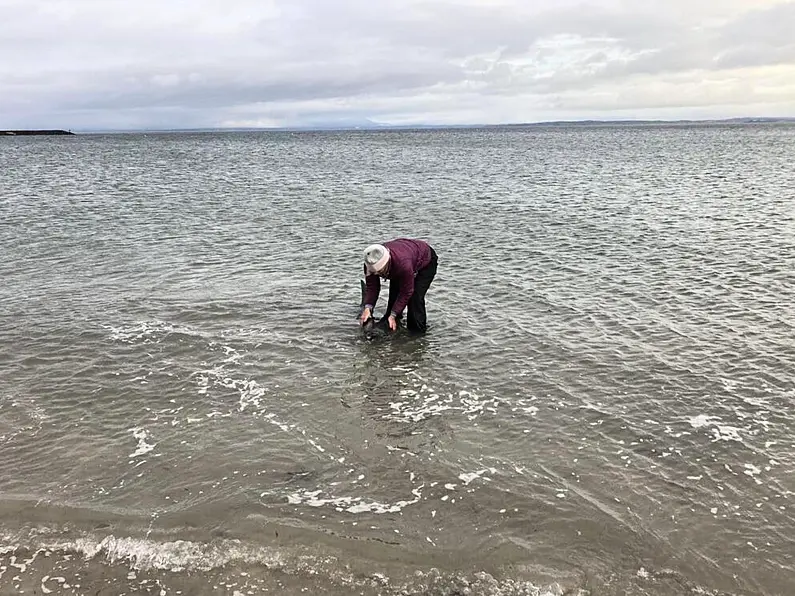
1, 125, 794, 595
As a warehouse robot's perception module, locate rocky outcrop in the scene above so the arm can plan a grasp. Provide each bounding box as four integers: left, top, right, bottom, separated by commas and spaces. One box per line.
1, 130, 75, 136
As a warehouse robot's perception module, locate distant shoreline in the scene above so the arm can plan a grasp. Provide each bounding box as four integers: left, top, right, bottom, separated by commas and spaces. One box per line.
86, 117, 795, 134
1, 130, 75, 136
5, 118, 794, 135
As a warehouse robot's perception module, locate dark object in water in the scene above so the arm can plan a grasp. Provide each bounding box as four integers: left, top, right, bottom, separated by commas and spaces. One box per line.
358, 280, 396, 339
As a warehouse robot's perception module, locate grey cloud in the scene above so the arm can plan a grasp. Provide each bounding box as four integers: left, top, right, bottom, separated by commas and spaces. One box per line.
252, 1, 682, 60
1, 0, 794, 129
719, 2, 795, 46
628, 2, 795, 73
714, 44, 795, 69
461, 2, 795, 97
67, 62, 463, 111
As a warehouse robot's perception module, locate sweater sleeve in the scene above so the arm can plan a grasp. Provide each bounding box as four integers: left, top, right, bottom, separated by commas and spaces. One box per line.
390, 268, 415, 318
363, 265, 380, 309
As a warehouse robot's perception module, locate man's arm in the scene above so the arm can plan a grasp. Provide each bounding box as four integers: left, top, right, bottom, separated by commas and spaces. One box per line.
363, 265, 381, 311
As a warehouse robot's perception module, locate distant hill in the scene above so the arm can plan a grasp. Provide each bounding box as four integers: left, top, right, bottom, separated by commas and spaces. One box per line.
193, 117, 795, 132
495, 117, 795, 128
70, 117, 795, 134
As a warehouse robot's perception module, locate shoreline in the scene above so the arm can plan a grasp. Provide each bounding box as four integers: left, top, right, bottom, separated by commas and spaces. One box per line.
1, 130, 75, 136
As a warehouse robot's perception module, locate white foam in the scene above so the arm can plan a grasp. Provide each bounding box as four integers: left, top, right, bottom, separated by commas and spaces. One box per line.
711, 425, 743, 442
129, 428, 155, 458
106, 321, 194, 345
221, 377, 267, 413
688, 415, 745, 443
285, 486, 423, 514
259, 413, 289, 432
458, 468, 496, 485
384, 382, 503, 425
689, 414, 720, 429
308, 439, 326, 454
219, 345, 243, 365
41, 576, 53, 594
58, 535, 287, 572
743, 464, 762, 484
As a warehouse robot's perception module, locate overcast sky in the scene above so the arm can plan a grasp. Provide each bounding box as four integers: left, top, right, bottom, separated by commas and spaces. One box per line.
2, 0, 794, 130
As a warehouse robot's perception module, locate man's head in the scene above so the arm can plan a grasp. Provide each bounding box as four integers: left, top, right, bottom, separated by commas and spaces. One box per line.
364, 244, 390, 276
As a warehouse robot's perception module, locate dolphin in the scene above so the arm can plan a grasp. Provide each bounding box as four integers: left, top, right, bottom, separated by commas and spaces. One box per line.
358, 280, 397, 339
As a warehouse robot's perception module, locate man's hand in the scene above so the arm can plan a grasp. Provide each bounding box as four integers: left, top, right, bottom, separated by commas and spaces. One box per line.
388, 315, 397, 331
360, 307, 372, 325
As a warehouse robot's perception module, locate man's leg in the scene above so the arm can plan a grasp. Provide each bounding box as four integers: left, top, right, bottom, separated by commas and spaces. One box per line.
407, 250, 438, 333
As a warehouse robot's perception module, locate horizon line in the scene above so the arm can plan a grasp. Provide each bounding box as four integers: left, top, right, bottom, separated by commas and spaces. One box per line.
6, 116, 795, 135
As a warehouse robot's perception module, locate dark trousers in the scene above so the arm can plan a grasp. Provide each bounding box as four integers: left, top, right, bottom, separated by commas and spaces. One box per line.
386, 248, 438, 333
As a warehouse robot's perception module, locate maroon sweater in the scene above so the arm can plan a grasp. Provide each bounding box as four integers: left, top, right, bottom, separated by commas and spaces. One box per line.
363, 238, 432, 317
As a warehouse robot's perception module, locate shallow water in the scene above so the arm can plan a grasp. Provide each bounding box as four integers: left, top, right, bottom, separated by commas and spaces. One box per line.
1, 125, 794, 595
